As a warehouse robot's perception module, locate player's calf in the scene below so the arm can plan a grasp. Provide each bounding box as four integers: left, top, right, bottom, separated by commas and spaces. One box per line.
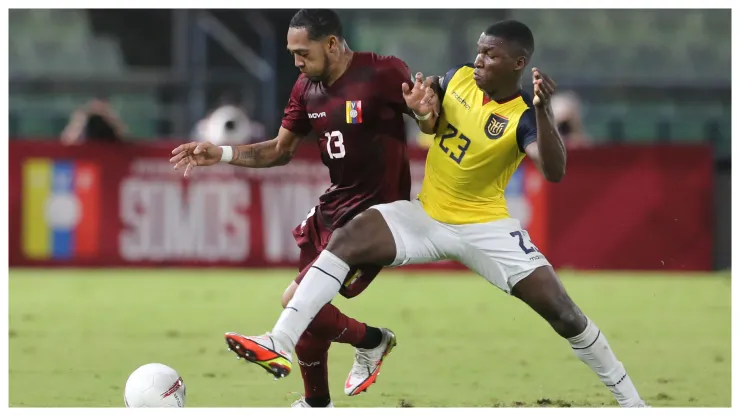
269, 210, 397, 358
512, 266, 646, 407
281, 282, 385, 350
540, 294, 587, 339
511, 266, 587, 338
295, 332, 332, 408
282, 269, 394, 398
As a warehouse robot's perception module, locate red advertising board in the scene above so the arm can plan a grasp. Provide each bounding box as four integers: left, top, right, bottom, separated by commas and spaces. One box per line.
546, 145, 714, 271
8, 140, 713, 271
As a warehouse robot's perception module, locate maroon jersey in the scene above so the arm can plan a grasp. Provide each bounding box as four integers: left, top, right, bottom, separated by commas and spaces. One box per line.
281, 52, 413, 229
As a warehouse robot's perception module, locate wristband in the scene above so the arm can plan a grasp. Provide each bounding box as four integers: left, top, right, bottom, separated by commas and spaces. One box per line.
414, 111, 432, 121
220, 146, 233, 163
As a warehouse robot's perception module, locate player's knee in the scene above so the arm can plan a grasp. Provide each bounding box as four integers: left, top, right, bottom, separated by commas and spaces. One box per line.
325, 224, 368, 264
325, 209, 394, 265
326, 226, 351, 257
550, 303, 587, 338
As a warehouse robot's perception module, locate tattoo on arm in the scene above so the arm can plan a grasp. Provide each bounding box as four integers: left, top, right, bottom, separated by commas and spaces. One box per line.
235, 145, 262, 163
230, 139, 292, 168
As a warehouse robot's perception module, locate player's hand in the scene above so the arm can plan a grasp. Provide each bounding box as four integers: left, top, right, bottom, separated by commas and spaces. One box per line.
402, 72, 438, 117
532, 67, 556, 107
169, 141, 223, 177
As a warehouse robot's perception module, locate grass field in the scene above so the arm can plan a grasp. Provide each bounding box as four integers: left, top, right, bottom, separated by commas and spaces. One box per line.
8, 268, 731, 408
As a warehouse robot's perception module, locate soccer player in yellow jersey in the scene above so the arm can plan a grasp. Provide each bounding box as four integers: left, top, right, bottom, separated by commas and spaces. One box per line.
225, 20, 647, 407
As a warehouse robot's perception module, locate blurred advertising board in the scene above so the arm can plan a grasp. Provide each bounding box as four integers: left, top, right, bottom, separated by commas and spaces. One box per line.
9, 141, 712, 271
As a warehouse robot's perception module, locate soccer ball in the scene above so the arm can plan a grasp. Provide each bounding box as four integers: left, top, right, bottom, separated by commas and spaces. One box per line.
124, 363, 186, 408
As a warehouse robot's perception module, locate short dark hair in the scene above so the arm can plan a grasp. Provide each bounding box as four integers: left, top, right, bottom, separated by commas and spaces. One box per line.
289, 9, 343, 41
485, 20, 535, 58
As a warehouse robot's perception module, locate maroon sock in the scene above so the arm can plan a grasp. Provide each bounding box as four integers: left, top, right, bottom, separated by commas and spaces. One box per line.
295, 331, 331, 402
307, 303, 368, 347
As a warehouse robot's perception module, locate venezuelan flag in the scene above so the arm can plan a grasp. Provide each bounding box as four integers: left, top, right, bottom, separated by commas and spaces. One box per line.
345, 100, 363, 124
22, 159, 100, 260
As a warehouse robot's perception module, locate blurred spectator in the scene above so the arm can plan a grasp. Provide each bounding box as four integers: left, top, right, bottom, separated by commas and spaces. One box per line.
60, 96, 127, 144
193, 94, 265, 145
550, 91, 591, 149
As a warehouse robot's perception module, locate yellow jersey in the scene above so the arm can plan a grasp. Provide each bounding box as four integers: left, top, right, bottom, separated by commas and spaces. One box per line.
418, 64, 538, 225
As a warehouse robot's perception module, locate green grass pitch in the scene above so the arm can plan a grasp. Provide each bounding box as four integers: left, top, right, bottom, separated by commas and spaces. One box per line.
8, 268, 731, 407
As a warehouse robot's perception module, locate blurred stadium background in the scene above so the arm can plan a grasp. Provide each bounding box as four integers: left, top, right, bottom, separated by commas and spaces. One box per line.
8, 9, 731, 407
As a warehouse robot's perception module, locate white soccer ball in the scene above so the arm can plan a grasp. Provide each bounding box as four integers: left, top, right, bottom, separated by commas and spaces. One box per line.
124, 363, 186, 408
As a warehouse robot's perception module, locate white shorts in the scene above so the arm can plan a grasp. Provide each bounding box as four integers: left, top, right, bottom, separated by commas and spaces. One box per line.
371, 199, 551, 294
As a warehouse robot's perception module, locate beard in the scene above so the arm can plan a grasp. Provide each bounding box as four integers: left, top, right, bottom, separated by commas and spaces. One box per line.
307, 54, 332, 83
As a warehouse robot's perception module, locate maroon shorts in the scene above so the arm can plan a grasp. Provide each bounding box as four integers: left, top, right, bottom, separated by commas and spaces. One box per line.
292, 207, 382, 299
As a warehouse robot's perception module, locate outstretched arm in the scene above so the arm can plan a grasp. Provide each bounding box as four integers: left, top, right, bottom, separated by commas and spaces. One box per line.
524, 68, 566, 182
223, 72, 309, 168
227, 127, 303, 168
171, 75, 312, 177
170, 127, 304, 177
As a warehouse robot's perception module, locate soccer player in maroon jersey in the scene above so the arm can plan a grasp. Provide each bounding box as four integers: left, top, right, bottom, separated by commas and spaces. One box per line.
170, 9, 419, 408
202, 19, 646, 408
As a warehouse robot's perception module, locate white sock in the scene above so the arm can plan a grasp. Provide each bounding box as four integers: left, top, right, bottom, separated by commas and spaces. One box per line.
271, 250, 348, 352
568, 318, 644, 407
